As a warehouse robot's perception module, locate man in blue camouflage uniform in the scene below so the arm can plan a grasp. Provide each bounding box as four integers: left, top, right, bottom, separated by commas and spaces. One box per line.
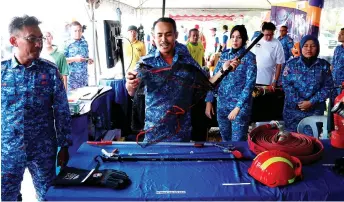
205, 25, 257, 141
282, 35, 333, 135
1, 15, 71, 201
64, 21, 93, 91
126, 17, 205, 143
332, 28, 344, 96
278, 25, 294, 86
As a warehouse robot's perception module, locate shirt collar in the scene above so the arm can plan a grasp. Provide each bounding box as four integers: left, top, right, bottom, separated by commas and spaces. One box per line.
11, 54, 39, 69
50, 45, 58, 55
297, 56, 320, 66
153, 42, 187, 65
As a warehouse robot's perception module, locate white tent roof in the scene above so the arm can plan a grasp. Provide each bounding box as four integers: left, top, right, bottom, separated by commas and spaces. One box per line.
116, 0, 294, 10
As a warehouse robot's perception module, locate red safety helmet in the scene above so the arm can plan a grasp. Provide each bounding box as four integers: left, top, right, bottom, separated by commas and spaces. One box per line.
248, 150, 302, 188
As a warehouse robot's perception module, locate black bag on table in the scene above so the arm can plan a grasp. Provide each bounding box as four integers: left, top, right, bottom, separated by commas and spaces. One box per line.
53, 166, 131, 189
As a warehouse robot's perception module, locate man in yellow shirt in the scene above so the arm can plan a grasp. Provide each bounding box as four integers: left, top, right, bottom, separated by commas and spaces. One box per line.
186, 28, 205, 67
124, 25, 146, 71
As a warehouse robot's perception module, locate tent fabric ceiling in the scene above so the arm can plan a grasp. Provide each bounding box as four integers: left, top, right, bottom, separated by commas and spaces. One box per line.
117, 0, 275, 9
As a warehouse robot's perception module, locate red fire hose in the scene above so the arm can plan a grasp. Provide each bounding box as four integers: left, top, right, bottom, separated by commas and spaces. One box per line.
248, 122, 324, 165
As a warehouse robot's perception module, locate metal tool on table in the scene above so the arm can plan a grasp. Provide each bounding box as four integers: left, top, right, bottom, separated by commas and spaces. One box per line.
213, 143, 244, 159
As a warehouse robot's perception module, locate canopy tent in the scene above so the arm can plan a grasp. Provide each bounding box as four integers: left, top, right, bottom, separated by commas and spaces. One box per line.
115, 0, 288, 10
169, 14, 244, 21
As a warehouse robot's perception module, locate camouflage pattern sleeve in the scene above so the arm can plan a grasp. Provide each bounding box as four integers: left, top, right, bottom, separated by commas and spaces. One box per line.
236, 53, 257, 109
282, 62, 301, 103
53, 69, 72, 147
309, 64, 333, 105
204, 54, 225, 102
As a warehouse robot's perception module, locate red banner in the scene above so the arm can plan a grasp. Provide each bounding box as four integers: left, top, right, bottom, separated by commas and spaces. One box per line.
169, 14, 244, 21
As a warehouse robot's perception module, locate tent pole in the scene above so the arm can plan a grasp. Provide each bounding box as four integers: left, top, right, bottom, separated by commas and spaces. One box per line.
162, 0, 166, 17
91, 2, 98, 85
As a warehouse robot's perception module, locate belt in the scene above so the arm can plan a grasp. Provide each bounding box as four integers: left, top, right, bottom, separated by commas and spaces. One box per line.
248, 122, 324, 165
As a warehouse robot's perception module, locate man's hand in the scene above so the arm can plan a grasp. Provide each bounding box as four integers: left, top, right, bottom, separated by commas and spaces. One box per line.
228, 107, 240, 121
205, 102, 214, 119
125, 70, 140, 97
57, 147, 69, 168
270, 81, 277, 88
298, 101, 312, 111
88, 58, 94, 65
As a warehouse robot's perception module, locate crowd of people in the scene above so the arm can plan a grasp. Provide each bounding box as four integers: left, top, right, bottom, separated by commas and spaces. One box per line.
1, 13, 344, 200
125, 19, 344, 141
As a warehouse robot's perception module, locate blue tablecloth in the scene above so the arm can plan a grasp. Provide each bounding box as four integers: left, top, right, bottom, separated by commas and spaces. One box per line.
47, 140, 344, 201
99, 79, 127, 105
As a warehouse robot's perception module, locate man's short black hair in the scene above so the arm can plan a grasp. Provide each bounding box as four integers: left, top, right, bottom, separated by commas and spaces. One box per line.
188, 28, 199, 37
153, 17, 177, 33
261, 22, 276, 32
281, 25, 288, 30
223, 25, 228, 31
341, 28, 344, 31
9, 15, 41, 35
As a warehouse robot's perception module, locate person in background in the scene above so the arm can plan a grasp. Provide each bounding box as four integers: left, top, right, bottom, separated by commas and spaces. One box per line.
64, 21, 93, 91
186, 28, 208, 141
291, 42, 301, 57
195, 24, 207, 50
282, 35, 333, 135
42, 31, 69, 90
186, 28, 205, 66
332, 28, 344, 97
278, 25, 294, 61
124, 25, 146, 71
147, 27, 157, 55
205, 25, 257, 141
1, 15, 71, 201
251, 30, 261, 41
221, 25, 229, 52
251, 22, 285, 87
126, 17, 205, 143
206, 52, 221, 76
277, 25, 294, 86
207, 28, 220, 54
181, 25, 188, 44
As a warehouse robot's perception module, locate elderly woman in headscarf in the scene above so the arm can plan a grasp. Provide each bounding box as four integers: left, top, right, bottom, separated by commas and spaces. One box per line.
205, 25, 257, 141
282, 35, 334, 135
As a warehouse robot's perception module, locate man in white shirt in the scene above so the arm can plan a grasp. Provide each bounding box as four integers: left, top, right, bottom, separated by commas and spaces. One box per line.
251, 22, 285, 87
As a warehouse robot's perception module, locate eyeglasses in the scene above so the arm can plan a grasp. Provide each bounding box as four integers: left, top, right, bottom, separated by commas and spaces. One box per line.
20, 36, 46, 43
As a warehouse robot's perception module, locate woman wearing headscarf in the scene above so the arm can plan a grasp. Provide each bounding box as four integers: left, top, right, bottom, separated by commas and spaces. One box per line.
205, 25, 257, 141
282, 35, 334, 135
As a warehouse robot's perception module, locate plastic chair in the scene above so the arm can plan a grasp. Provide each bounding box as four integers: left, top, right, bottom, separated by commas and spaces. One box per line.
297, 116, 329, 139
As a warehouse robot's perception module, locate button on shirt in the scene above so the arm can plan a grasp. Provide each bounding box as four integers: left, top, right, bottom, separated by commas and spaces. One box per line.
251, 38, 285, 85
1, 56, 71, 158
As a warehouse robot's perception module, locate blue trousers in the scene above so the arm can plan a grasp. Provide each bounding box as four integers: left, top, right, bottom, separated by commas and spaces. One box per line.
1, 154, 56, 201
